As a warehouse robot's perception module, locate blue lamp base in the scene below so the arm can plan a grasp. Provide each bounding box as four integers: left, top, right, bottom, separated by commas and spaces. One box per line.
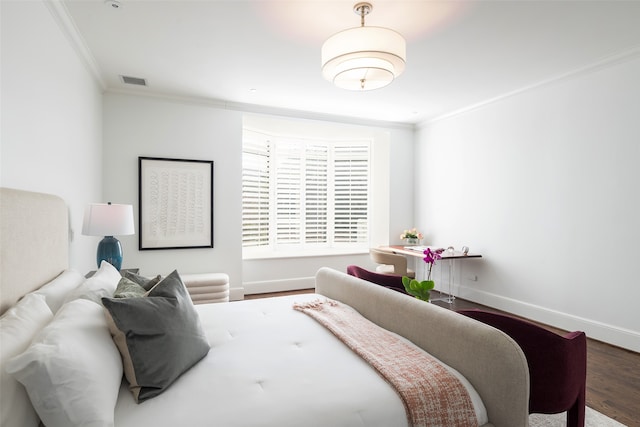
96, 236, 123, 270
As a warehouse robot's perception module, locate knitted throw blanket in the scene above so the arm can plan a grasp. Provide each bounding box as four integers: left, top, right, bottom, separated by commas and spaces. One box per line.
293, 299, 478, 427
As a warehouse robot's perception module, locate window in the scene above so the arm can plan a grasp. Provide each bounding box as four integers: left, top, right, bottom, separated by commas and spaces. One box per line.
242, 128, 370, 257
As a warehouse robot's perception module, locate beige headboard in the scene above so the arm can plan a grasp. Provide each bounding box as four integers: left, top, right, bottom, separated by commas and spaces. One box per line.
0, 188, 69, 314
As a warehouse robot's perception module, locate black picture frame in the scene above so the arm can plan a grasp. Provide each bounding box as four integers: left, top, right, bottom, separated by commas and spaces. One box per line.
138, 156, 213, 250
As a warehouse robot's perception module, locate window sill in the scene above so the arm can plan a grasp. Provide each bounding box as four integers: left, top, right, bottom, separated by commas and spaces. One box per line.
243, 247, 369, 260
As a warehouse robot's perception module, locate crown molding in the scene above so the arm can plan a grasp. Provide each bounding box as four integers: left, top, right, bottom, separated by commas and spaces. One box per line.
105, 87, 415, 131
44, 0, 106, 90
418, 44, 640, 129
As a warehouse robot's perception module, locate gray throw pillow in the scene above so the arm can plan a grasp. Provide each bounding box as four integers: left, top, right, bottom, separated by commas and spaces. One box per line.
102, 270, 210, 403
113, 277, 147, 298
123, 271, 162, 291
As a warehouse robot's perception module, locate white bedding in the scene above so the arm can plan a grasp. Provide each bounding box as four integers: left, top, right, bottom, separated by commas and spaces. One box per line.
113, 294, 487, 427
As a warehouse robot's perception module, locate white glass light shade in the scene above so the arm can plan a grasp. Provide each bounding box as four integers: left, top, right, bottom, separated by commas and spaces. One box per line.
322, 26, 406, 91
82, 203, 135, 237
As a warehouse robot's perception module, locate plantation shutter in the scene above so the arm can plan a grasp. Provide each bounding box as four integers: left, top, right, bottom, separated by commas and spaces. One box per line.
242, 138, 270, 247
242, 135, 370, 252
333, 143, 369, 244
305, 144, 328, 244
274, 141, 302, 245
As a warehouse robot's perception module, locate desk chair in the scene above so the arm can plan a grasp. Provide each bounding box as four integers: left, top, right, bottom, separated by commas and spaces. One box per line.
457, 309, 586, 427
346, 265, 406, 294
369, 248, 415, 278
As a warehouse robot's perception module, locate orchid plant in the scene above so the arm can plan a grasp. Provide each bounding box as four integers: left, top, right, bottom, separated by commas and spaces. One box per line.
422, 247, 444, 281
402, 247, 445, 301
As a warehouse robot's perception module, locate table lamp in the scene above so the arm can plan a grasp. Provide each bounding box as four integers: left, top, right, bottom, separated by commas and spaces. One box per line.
82, 202, 135, 270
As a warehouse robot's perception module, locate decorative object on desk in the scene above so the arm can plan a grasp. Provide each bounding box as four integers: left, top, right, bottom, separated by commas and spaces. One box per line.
401, 247, 444, 301
461, 246, 469, 255
399, 228, 423, 245
82, 202, 135, 270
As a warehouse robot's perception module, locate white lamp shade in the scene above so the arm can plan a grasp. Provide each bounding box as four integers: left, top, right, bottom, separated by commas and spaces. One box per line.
82, 203, 135, 237
322, 26, 406, 91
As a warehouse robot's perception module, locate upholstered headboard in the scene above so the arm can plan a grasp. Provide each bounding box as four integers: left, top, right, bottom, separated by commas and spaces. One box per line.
0, 188, 69, 314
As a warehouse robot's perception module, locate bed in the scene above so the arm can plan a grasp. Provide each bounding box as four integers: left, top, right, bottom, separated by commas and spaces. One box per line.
0, 187, 530, 427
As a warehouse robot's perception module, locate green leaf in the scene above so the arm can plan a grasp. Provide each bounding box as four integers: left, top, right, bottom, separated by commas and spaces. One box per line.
422, 280, 435, 291
402, 276, 435, 301
401, 277, 435, 302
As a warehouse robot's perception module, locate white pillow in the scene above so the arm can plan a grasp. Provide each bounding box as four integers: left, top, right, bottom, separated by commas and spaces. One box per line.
33, 269, 85, 313
6, 299, 123, 427
63, 261, 121, 305
0, 293, 53, 427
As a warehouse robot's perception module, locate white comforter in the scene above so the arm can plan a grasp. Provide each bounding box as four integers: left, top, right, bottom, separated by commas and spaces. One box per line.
113, 294, 487, 427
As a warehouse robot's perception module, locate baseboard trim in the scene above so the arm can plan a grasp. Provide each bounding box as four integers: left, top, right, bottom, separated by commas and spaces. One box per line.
229, 287, 245, 301
458, 285, 640, 353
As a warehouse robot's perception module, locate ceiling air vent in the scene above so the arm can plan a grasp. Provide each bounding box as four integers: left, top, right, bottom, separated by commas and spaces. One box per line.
120, 75, 147, 86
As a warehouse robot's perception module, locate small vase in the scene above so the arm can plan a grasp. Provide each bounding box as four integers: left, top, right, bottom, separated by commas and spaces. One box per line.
405, 237, 419, 245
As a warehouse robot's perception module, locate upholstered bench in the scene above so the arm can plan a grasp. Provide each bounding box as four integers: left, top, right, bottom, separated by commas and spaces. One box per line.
181, 273, 230, 304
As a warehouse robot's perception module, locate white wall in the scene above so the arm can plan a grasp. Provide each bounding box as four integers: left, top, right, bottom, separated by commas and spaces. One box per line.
0, 0, 102, 272
103, 93, 415, 299
415, 56, 640, 351
102, 93, 244, 294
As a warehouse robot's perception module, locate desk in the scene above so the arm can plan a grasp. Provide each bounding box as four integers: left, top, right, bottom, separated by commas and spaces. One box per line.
379, 246, 482, 303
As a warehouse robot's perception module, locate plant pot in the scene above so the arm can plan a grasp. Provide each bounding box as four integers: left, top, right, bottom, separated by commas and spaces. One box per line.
405, 237, 420, 245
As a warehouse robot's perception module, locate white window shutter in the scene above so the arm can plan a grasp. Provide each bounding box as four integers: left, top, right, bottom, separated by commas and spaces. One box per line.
242, 135, 370, 252
305, 144, 328, 244
242, 138, 270, 247
334, 143, 369, 244
274, 141, 302, 245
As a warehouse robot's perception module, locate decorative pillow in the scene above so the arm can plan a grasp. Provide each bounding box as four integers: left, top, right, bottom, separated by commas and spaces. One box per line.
102, 270, 210, 403
113, 277, 147, 298
33, 269, 85, 313
6, 298, 123, 427
0, 293, 53, 427
63, 260, 121, 304
123, 270, 162, 291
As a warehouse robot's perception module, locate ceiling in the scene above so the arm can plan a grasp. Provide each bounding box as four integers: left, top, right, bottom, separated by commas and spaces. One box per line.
62, 0, 640, 125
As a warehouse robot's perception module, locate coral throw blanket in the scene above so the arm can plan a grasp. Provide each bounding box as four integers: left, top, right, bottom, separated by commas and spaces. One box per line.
293, 299, 478, 427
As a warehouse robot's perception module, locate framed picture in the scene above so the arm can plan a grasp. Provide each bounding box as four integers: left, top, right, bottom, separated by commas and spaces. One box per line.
138, 156, 213, 250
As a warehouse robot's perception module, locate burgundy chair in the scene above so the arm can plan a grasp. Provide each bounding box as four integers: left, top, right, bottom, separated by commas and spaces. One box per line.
346, 265, 407, 294
457, 309, 586, 427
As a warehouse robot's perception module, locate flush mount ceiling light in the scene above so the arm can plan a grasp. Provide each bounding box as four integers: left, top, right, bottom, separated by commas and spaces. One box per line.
321, 2, 406, 91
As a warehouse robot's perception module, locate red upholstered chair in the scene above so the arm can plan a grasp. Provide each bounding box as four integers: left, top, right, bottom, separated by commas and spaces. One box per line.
346, 265, 407, 294
457, 309, 586, 427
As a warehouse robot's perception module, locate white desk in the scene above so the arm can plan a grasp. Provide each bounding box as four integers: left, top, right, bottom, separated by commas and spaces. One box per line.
379, 246, 482, 303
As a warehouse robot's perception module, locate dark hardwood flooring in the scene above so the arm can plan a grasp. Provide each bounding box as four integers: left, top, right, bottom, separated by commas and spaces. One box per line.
246, 289, 640, 427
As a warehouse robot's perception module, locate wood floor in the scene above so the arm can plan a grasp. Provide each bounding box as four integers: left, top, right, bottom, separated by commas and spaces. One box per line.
246, 289, 640, 427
